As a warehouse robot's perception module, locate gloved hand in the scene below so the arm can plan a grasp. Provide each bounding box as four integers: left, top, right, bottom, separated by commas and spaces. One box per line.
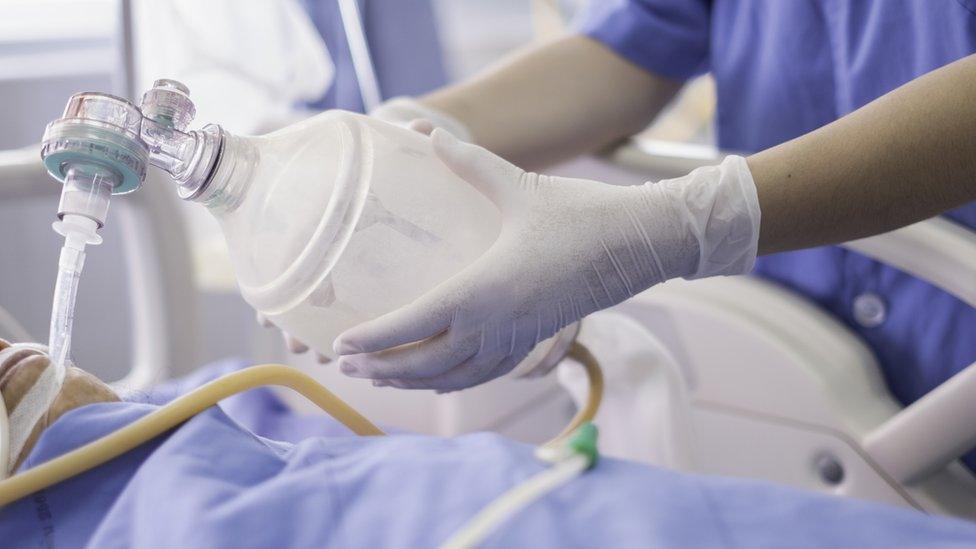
369, 96, 473, 141
333, 129, 761, 392
258, 97, 472, 362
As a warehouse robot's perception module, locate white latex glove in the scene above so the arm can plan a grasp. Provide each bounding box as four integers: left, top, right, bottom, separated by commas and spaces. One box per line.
258, 98, 471, 361
255, 311, 325, 361
333, 129, 761, 392
369, 97, 473, 141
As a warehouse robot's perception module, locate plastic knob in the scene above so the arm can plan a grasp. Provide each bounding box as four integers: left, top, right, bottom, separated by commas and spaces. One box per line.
141, 79, 196, 131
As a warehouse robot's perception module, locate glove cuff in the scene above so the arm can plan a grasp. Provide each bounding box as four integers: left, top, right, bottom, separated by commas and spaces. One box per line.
660, 155, 761, 280
370, 97, 474, 143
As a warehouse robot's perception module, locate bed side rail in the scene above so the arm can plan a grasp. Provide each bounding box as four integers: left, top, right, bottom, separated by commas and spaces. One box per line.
0, 146, 201, 388
602, 137, 976, 485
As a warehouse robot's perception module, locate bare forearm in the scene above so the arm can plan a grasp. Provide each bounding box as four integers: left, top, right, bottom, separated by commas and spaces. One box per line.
749, 54, 976, 255
421, 35, 680, 170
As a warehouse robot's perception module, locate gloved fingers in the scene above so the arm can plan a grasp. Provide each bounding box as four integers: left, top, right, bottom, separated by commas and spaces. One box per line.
333, 290, 457, 355
337, 329, 481, 380
451, 338, 539, 391
485, 352, 535, 385
283, 332, 309, 354
430, 128, 521, 208
381, 342, 531, 393
418, 353, 507, 393
368, 307, 542, 389
407, 118, 436, 135
257, 311, 321, 357
256, 312, 274, 328
371, 378, 430, 390
377, 326, 538, 392
379, 379, 438, 390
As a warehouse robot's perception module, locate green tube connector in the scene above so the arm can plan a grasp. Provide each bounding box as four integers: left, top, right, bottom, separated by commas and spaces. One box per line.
568, 422, 599, 469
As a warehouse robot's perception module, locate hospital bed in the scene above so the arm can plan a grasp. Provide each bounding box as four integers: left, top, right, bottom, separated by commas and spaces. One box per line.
1, 0, 974, 526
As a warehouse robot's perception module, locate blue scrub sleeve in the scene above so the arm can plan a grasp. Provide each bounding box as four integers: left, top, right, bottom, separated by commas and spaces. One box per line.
580, 0, 711, 81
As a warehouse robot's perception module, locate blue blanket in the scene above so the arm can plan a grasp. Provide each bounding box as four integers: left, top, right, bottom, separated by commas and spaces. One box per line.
2, 360, 975, 548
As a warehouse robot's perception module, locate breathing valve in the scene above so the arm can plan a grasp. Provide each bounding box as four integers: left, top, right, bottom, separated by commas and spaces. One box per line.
39, 79, 223, 233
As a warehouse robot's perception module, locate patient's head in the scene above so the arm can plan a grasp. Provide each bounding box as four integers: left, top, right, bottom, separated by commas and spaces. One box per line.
0, 339, 118, 470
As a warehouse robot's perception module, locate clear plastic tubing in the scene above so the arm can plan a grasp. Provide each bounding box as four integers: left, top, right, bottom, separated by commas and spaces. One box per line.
5, 173, 107, 469
49, 165, 112, 370
48, 227, 88, 370
4, 165, 114, 468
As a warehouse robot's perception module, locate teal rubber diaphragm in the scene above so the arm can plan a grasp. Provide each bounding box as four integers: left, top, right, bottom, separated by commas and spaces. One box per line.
40, 93, 149, 195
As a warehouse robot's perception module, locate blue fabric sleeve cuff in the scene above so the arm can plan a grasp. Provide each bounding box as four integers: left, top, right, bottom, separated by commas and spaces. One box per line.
579, 0, 710, 82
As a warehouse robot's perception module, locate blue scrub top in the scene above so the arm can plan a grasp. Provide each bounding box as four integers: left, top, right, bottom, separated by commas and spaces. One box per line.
583, 0, 976, 469
299, 0, 448, 112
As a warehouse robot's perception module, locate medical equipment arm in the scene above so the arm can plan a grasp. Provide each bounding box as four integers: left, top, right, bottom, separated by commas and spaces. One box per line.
419, 35, 681, 170
748, 53, 976, 255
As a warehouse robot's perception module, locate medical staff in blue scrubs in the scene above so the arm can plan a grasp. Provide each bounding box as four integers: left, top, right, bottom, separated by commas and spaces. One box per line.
283, 2, 976, 467
298, 0, 448, 112
583, 1, 976, 458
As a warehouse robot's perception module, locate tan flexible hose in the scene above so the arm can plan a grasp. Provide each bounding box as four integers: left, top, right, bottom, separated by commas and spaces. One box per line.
549, 342, 604, 443
0, 344, 603, 508
0, 364, 383, 507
